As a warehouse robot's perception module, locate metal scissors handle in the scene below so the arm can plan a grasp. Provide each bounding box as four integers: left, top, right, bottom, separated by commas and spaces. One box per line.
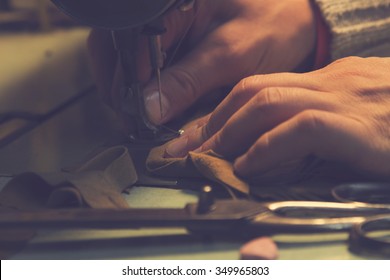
332, 182, 390, 206
330, 182, 390, 257
349, 215, 390, 257
248, 200, 389, 234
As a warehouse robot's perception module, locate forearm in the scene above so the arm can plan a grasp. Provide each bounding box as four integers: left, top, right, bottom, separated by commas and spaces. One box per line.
313, 0, 390, 60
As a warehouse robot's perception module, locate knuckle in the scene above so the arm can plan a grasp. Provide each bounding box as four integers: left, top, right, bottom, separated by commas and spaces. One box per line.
330, 56, 362, 66
230, 75, 266, 103
295, 110, 329, 135
166, 66, 200, 103
326, 57, 366, 75
228, 76, 256, 103
252, 87, 285, 111
237, 76, 259, 93
262, 87, 285, 106
321, 57, 378, 90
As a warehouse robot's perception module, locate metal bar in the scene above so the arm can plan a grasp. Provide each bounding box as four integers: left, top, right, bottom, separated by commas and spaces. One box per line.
2, 200, 388, 235
0, 206, 240, 232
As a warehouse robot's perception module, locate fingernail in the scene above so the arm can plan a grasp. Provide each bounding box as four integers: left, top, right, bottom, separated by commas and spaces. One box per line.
193, 146, 203, 153
144, 90, 170, 124
165, 136, 189, 158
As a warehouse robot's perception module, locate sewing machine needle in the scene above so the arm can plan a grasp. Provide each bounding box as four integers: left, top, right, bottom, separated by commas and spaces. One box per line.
156, 67, 163, 120
148, 34, 165, 121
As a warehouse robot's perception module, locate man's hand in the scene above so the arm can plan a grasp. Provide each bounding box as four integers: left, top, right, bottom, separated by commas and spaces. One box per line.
88, 0, 316, 125
165, 57, 390, 178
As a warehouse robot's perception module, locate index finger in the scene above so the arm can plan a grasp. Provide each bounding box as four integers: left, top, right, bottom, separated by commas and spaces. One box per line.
165, 72, 324, 157
234, 110, 369, 176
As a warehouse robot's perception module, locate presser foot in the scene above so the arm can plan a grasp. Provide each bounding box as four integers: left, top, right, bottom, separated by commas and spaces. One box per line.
128, 125, 183, 145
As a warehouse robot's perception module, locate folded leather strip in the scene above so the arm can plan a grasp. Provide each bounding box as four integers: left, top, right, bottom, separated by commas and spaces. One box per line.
0, 145, 136, 259
147, 146, 250, 194
1, 146, 136, 210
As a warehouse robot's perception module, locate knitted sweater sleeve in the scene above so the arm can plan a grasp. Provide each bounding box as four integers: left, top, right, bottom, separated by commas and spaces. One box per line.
313, 0, 390, 60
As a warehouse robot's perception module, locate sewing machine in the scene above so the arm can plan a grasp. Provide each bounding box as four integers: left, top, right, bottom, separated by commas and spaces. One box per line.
51, 0, 194, 142
2, 1, 385, 261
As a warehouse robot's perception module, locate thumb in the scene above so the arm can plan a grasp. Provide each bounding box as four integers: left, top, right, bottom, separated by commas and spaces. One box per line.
144, 64, 202, 125
144, 32, 237, 124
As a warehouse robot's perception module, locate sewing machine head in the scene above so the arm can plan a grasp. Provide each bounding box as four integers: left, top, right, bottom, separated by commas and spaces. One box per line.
51, 0, 193, 143
51, 0, 179, 30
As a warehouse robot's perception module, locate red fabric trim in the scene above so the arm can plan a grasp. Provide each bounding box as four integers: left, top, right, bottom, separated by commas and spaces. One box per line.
312, 2, 331, 69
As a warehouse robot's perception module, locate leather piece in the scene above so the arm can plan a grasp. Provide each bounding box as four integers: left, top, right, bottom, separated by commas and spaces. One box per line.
1, 146, 136, 209
0, 145, 137, 259
64, 145, 137, 208
0, 173, 53, 210
0, 177, 46, 260
146, 143, 373, 201
146, 143, 314, 198
147, 145, 249, 194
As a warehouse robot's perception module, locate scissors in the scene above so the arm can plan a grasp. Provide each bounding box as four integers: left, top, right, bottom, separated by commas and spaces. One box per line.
331, 182, 390, 257
0, 183, 389, 257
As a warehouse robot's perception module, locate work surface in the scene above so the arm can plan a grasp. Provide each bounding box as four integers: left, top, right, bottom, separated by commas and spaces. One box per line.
0, 28, 367, 260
